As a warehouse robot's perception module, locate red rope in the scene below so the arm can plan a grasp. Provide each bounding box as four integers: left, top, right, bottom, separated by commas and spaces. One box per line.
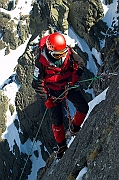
65, 97, 72, 125
64, 85, 72, 126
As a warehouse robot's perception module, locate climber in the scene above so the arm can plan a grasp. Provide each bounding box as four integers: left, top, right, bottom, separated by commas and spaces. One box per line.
32, 32, 89, 159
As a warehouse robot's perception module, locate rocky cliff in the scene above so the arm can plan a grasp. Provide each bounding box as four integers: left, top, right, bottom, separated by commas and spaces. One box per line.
37, 72, 119, 180
0, 0, 119, 180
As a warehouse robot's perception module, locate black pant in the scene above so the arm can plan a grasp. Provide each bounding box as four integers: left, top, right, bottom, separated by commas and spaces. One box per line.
49, 88, 89, 126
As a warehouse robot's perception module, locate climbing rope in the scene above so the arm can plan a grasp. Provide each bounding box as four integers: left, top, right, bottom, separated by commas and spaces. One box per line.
19, 109, 48, 180
19, 72, 117, 180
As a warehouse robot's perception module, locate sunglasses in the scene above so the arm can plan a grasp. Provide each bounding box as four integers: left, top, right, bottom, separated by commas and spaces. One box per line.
50, 48, 68, 59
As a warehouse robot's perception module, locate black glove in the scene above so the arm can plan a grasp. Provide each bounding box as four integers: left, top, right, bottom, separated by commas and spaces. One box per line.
32, 79, 47, 100
76, 67, 84, 77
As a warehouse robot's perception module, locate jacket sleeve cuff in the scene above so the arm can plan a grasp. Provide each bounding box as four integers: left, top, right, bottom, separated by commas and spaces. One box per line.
76, 68, 84, 77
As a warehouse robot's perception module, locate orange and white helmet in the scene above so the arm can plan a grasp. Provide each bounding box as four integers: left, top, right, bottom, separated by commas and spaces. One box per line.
46, 32, 68, 59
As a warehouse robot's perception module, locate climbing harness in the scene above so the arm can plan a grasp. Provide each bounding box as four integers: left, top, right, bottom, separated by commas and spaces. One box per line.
19, 72, 118, 180
49, 87, 68, 103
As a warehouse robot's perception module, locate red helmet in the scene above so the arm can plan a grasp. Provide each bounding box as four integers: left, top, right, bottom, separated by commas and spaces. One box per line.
46, 32, 67, 51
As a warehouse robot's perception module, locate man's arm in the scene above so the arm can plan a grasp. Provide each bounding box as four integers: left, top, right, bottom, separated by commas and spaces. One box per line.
69, 48, 85, 86
32, 55, 47, 100
71, 49, 85, 76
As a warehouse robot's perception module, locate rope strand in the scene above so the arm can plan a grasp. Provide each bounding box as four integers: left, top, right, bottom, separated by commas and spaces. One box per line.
19, 108, 48, 180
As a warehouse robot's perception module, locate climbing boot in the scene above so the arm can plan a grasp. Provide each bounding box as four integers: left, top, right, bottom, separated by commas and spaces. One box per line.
69, 121, 81, 136
69, 111, 86, 136
56, 139, 68, 159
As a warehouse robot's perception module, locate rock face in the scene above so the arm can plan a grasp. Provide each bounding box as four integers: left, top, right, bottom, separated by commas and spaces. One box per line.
68, 0, 107, 50
0, 91, 8, 140
37, 71, 119, 180
0, 0, 119, 180
0, 12, 30, 51
0, 0, 107, 52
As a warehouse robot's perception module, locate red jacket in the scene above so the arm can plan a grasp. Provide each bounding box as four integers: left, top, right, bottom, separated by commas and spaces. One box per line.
32, 35, 85, 98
